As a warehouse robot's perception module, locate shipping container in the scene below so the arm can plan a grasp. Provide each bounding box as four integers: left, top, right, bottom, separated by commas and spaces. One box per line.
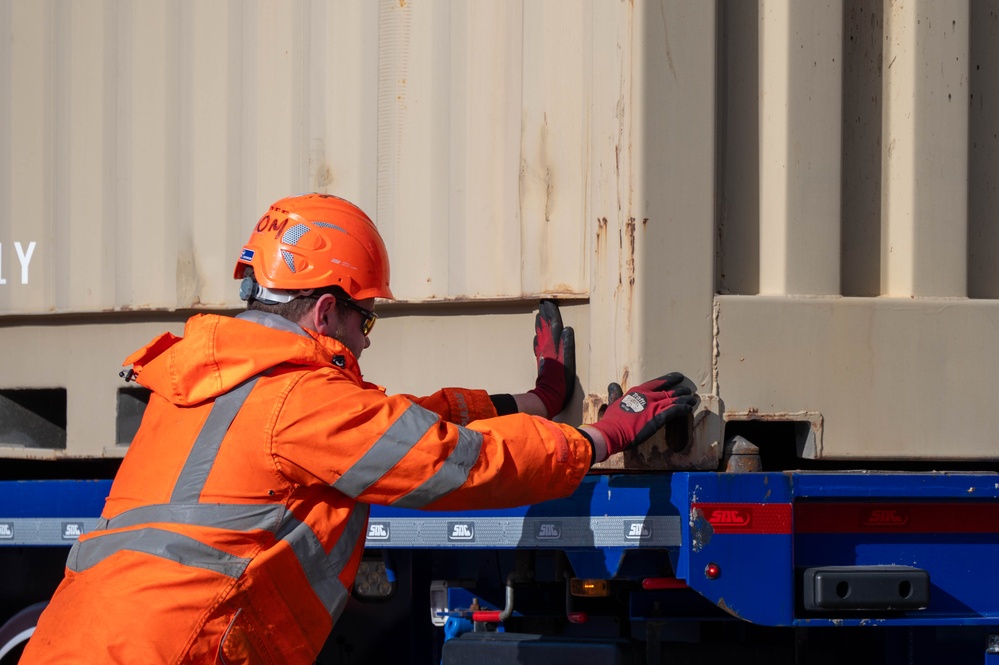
3, 1, 997, 468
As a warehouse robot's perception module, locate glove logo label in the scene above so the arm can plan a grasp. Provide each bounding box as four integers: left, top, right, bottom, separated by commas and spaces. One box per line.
0, 522, 12, 539
620, 393, 648, 413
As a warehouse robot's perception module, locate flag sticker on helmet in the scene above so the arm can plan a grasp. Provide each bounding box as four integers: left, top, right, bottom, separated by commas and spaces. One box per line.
239, 248, 255, 262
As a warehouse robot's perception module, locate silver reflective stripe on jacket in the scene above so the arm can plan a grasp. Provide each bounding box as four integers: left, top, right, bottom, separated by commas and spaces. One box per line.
97, 503, 287, 533
275, 504, 369, 621
392, 426, 483, 509
171, 377, 260, 503
67, 527, 252, 578
68, 358, 371, 619
332, 401, 484, 508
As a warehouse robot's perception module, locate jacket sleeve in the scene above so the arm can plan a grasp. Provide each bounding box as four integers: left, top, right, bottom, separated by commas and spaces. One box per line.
400, 388, 498, 425
272, 372, 591, 511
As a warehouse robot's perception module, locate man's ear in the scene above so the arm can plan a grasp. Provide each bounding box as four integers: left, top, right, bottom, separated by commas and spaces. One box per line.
308, 294, 339, 335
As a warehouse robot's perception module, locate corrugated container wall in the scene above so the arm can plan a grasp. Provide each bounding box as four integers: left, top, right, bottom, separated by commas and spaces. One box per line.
0, 0, 996, 465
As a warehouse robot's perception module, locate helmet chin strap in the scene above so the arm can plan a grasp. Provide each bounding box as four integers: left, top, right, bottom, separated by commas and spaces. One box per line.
239, 275, 314, 305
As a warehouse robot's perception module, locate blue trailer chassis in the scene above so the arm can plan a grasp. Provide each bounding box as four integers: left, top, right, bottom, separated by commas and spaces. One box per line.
2, 472, 998, 662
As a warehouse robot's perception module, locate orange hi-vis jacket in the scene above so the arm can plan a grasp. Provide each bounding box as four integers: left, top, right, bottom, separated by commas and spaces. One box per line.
22, 311, 592, 665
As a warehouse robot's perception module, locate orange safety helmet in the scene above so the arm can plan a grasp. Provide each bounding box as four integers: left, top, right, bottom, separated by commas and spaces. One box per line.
234, 193, 394, 301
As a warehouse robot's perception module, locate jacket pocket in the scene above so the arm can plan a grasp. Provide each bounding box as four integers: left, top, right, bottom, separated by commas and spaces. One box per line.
217, 608, 271, 665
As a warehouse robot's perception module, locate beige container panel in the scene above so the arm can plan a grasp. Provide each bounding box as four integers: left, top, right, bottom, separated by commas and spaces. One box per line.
716, 296, 999, 460
1, 0, 593, 316
881, 0, 969, 297
840, 1, 884, 298
585, 0, 718, 406
362, 303, 588, 422
0, 308, 564, 459
0, 1, 720, 464
375, 0, 590, 301
632, 0, 717, 394
717, 1, 761, 297
715, 2, 999, 460
7, 1, 999, 465
0, 318, 186, 458
968, 1, 999, 299
721, 1, 996, 301
758, 0, 842, 296
3, 0, 50, 314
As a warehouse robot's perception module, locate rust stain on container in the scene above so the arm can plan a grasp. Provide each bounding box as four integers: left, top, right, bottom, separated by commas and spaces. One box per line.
596, 217, 609, 267
624, 217, 636, 288
542, 113, 554, 224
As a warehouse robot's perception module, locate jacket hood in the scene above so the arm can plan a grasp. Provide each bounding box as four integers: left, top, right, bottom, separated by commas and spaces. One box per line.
122, 312, 362, 406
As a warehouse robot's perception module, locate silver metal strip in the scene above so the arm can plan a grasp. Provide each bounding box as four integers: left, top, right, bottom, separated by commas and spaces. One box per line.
361, 515, 683, 549
0, 518, 98, 546
0, 514, 682, 551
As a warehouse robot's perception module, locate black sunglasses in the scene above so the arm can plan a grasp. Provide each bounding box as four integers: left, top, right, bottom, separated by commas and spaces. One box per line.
336, 297, 378, 336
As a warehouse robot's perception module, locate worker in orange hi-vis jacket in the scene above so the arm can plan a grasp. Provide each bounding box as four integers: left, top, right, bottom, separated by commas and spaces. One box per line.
22, 193, 697, 665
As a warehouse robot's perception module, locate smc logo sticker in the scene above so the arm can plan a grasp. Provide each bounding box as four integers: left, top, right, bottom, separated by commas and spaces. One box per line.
708, 508, 752, 528
862, 508, 909, 527
536, 521, 562, 540
367, 522, 390, 541
624, 521, 652, 540
62, 522, 84, 540
447, 522, 475, 541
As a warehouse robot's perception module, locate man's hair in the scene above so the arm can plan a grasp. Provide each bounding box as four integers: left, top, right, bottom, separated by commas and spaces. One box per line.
247, 283, 350, 324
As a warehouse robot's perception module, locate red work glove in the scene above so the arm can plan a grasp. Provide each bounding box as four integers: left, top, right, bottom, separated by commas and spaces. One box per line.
528, 300, 576, 418
586, 373, 697, 457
